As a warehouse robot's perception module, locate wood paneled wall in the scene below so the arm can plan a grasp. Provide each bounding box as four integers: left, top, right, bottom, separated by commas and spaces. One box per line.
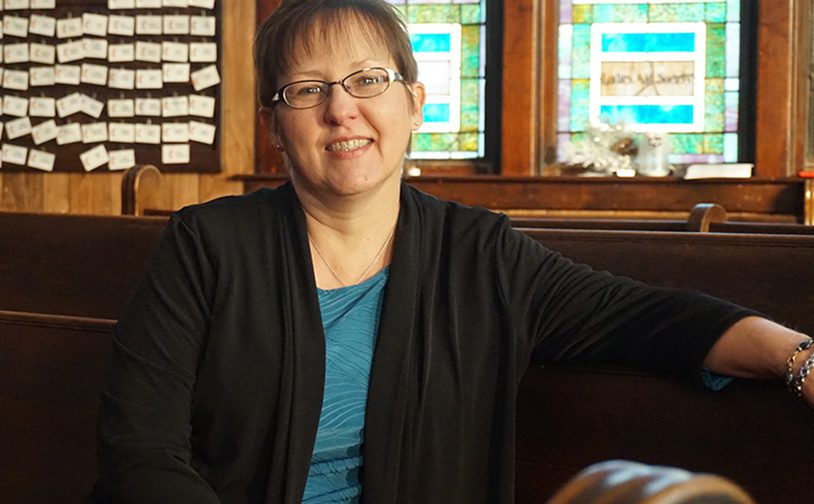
0, 0, 256, 215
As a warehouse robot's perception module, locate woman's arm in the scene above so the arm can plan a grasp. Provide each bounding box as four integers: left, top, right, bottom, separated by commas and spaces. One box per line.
95, 213, 221, 503
704, 316, 814, 406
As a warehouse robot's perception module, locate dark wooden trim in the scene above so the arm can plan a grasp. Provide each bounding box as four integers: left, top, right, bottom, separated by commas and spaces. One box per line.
755, 0, 794, 177
233, 174, 807, 222
0, 310, 114, 332
501, 0, 536, 175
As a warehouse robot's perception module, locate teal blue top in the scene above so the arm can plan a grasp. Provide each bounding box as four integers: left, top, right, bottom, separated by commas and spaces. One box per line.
302, 267, 389, 503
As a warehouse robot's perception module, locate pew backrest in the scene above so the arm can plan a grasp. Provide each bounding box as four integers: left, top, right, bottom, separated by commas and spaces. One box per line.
0, 212, 168, 319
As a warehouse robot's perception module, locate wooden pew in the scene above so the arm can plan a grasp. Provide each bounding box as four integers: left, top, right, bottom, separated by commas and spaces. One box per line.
1, 212, 812, 503
515, 228, 814, 504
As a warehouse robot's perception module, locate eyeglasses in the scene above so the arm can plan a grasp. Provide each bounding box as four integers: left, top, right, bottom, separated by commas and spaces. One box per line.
271, 67, 405, 109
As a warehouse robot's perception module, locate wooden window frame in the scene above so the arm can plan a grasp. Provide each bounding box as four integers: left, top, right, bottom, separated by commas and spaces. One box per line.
504, 0, 806, 177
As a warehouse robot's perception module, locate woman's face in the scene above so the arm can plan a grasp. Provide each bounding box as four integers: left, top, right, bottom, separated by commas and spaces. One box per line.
268, 24, 425, 202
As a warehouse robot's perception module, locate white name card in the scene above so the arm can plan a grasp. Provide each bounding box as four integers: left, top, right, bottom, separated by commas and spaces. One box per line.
2, 143, 28, 166
136, 0, 162, 7
56, 122, 82, 145
31, 119, 58, 144
108, 15, 135, 37
3, 69, 29, 90
135, 97, 162, 117
108, 0, 136, 8
162, 63, 190, 83
80, 63, 108, 86
108, 122, 135, 143
189, 42, 217, 63
108, 98, 135, 118
80, 144, 109, 172
56, 92, 83, 118
29, 96, 56, 117
55, 64, 81, 85
190, 16, 216, 36
80, 94, 105, 118
161, 95, 188, 117
108, 68, 136, 90
189, 0, 215, 8
6, 116, 32, 140
162, 143, 190, 164
163, 15, 190, 35
135, 122, 161, 144
135, 41, 161, 63
188, 94, 215, 118
82, 13, 108, 37
29, 15, 57, 37
191, 64, 220, 92
162, 122, 189, 143
57, 40, 85, 63
3, 95, 28, 116
4, 43, 29, 64
4, 15, 29, 37
163, 0, 188, 7
56, 17, 83, 39
27, 149, 56, 172
29, 43, 56, 65
30, 0, 56, 8
108, 148, 136, 171
109, 43, 135, 63
189, 120, 216, 145
30, 66, 56, 87
5, 0, 31, 9
136, 68, 163, 89
135, 15, 162, 35
82, 38, 109, 60
162, 41, 188, 62
81, 122, 108, 143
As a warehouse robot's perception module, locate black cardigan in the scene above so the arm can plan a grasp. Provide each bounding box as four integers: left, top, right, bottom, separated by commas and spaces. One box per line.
92, 182, 753, 504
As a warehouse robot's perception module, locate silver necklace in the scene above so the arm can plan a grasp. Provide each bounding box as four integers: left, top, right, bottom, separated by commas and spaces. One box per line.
309, 226, 395, 287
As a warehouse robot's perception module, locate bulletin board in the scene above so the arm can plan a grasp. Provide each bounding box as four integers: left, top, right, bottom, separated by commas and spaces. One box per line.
0, 0, 221, 173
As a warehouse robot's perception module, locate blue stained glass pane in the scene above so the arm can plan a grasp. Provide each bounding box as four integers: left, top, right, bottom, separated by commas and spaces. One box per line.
602, 32, 696, 53
424, 103, 451, 122
600, 104, 694, 125
410, 33, 451, 52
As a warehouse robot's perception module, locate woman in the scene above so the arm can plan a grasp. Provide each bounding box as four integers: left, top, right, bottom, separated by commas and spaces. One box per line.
92, 1, 813, 503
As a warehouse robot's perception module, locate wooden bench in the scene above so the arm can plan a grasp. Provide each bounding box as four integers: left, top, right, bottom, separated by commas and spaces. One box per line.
1, 212, 812, 503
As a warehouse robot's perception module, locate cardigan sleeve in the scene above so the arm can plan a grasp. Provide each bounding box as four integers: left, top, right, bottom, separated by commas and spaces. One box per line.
94, 213, 221, 503
493, 222, 759, 384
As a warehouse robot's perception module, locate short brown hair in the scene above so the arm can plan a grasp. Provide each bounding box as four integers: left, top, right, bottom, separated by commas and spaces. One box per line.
254, 0, 418, 108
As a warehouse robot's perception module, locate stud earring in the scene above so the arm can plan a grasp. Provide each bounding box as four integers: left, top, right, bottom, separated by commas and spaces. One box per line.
275, 144, 285, 152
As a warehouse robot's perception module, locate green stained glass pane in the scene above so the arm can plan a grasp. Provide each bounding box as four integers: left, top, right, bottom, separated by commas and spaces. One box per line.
461, 24, 479, 78
706, 2, 727, 23
595, 4, 647, 23
704, 133, 724, 154
671, 133, 704, 154
648, 3, 704, 22
459, 132, 479, 152
705, 78, 725, 132
460, 78, 479, 132
573, 5, 593, 24
572, 24, 591, 79
394, 4, 407, 18
460, 3, 480, 24
706, 23, 726, 78
409, 4, 459, 24
570, 79, 590, 131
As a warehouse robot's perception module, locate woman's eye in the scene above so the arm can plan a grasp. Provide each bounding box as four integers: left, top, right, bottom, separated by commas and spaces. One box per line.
298, 85, 323, 95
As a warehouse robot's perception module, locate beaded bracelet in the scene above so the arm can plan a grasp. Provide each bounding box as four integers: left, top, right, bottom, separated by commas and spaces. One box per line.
792, 352, 814, 397
785, 338, 813, 395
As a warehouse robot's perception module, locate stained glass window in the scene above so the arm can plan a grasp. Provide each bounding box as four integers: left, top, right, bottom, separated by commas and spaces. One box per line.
558, 0, 742, 164
387, 0, 487, 159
